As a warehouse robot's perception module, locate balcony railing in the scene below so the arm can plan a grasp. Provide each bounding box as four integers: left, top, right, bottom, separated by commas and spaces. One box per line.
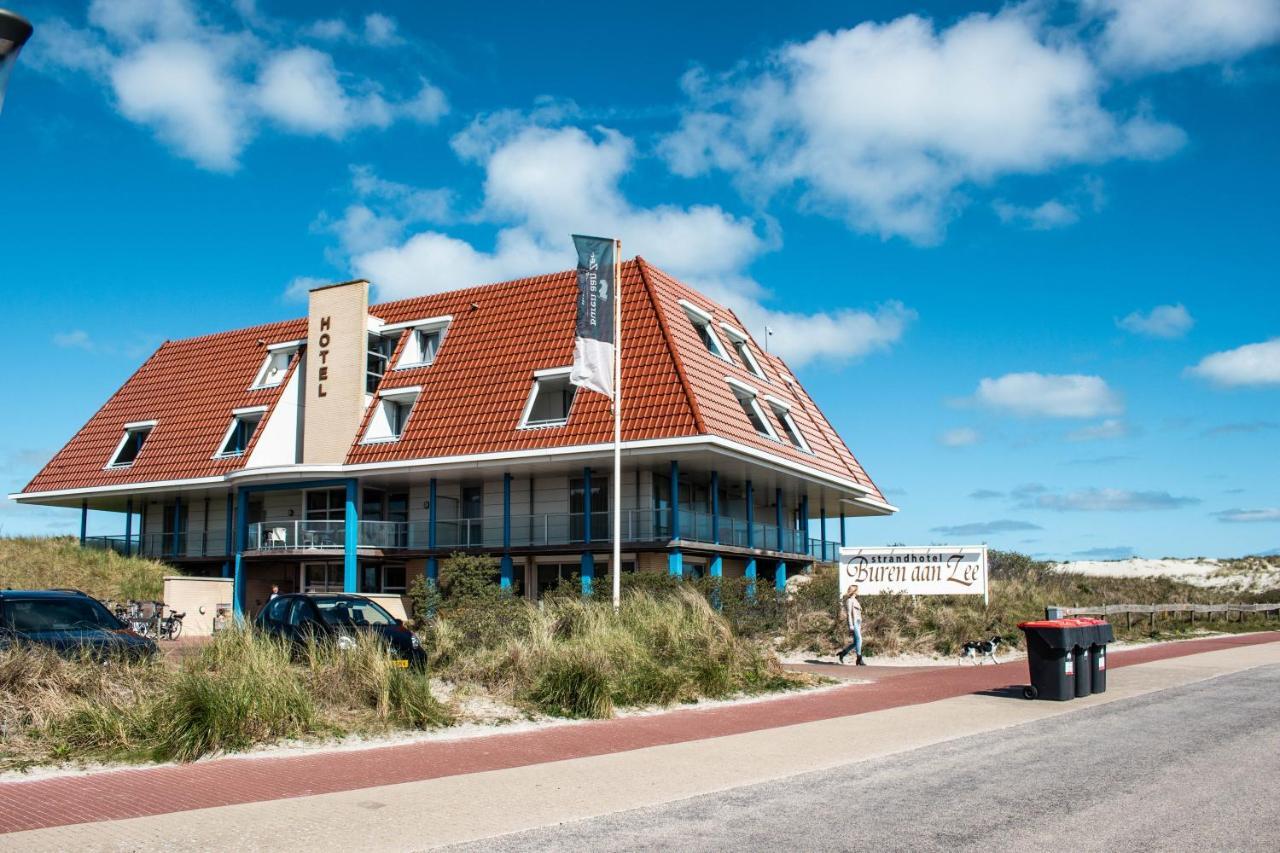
86, 512, 841, 560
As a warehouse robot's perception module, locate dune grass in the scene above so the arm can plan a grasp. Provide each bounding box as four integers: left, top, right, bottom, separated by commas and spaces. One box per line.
0, 536, 170, 601
0, 627, 452, 771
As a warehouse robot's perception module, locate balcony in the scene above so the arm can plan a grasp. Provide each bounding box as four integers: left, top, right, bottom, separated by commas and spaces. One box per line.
85, 513, 841, 561
240, 510, 841, 560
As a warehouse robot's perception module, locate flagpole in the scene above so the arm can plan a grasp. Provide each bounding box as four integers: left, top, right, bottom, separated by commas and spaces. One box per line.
612, 240, 623, 612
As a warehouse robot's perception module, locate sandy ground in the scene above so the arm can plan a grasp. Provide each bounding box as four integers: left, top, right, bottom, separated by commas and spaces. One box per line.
1052, 556, 1280, 592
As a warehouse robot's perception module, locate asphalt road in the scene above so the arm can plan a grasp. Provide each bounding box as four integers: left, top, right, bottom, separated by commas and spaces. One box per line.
447, 665, 1280, 852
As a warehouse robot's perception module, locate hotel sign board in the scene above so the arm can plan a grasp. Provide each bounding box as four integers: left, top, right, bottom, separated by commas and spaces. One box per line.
839, 546, 989, 604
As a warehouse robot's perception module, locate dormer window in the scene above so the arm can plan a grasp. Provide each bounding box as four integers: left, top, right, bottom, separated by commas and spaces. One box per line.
679, 299, 729, 361
366, 332, 400, 393
719, 323, 767, 381
766, 396, 810, 452
386, 315, 451, 370
250, 341, 301, 390
215, 407, 266, 458
520, 368, 576, 429
107, 421, 156, 468
363, 386, 420, 443
726, 378, 777, 440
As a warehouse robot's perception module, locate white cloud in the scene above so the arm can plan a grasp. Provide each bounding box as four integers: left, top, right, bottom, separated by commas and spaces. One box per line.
1086, 0, 1280, 73
52, 330, 94, 350
1026, 488, 1198, 511
283, 275, 330, 301
940, 427, 981, 447
304, 12, 404, 47
1066, 418, 1129, 442
1213, 508, 1280, 523
111, 39, 249, 170
1186, 338, 1280, 387
362, 13, 403, 47
930, 519, 1042, 535
32, 0, 446, 171
343, 120, 913, 367
660, 8, 1185, 243
1117, 303, 1193, 338
993, 199, 1080, 230
974, 372, 1123, 418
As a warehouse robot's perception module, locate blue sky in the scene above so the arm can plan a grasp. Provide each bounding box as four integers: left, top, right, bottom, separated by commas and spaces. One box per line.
2, 0, 1277, 559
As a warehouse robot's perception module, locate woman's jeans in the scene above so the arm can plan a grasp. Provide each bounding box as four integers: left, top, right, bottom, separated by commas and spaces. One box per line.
839, 621, 862, 658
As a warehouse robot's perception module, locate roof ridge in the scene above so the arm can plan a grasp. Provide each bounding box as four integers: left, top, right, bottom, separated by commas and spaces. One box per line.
634, 257, 707, 435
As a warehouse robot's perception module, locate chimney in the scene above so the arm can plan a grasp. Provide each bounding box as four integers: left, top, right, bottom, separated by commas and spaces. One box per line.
302, 279, 370, 464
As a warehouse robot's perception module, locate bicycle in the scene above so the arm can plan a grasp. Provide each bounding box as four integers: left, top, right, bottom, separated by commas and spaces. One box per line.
158, 607, 184, 641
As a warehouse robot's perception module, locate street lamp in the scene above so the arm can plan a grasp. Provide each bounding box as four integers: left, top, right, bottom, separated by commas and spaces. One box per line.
0, 8, 34, 115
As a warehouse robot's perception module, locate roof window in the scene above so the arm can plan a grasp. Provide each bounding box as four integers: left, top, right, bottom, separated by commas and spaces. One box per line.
215, 407, 266, 458
725, 378, 777, 440
520, 368, 576, 429
107, 421, 156, 468
766, 396, 810, 453
366, 331, 400, 393
718, 323, 767, 380
363, 386, 420, 443
385, 316, 451, 370
250, 341, 301, 390
679, 299, 729, 361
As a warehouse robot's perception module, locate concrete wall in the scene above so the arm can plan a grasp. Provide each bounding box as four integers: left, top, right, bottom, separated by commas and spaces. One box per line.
162, 576, 233, 637
303, 279, 369, 463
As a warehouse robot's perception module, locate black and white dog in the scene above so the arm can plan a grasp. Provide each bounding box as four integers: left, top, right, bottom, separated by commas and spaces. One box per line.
960, 636, 1002, 665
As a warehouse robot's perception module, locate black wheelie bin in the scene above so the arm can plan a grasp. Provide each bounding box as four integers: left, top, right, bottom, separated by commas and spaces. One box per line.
1082, 617, 1114, 694
1017, 618, 1082, 700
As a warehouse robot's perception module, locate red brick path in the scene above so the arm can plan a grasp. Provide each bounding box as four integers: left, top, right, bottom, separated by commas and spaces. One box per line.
1, 632, 1275, 835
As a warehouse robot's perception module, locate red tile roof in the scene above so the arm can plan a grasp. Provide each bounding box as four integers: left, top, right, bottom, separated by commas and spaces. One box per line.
21, 259, 884, 501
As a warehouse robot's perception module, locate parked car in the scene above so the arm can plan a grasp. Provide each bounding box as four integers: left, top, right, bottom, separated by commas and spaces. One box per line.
0, 589, 158, 660
254, 593, 425, 667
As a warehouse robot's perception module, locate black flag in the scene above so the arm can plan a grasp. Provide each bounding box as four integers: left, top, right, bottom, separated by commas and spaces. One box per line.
569, 234, 615, 398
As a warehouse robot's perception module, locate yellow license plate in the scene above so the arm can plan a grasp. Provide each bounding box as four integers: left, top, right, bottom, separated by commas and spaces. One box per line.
393, 658, 409, 668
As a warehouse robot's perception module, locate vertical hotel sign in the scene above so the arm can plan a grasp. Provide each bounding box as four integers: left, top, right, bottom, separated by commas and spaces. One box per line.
569, 234, 616, 399
303, 279, 369, 464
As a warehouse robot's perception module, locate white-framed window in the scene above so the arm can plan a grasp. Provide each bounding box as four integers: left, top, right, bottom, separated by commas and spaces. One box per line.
765, 395, 811, 453
106, 420, 156, 468
679, 299, 730, 361
725, 378, 777, 440
519, 367, 576, 429
366, 331, 401, 393
383, 315, 451, 370
718, 322, 767, 380
249, 341, 301, 390
363, 386, 420, 443
215, 406, 267, 458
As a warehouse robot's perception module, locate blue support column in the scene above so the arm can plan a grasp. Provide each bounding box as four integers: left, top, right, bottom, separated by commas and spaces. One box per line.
233, 488, 247, 618
775, 488, 784, 552
744, 479, 755, 598
775, 560, 787, 592
343, 479, 358, 593
800, 493, 810, 557
170, 496, 182, 560
222, 492, 233, 578
500, 473, 514, 590
124, 498, 133, 557
79, 500, 87, 547
709, 470, 722, 578
668, 459, 683, 578
426, 478, 438, 583
581, 467, 595, 595
819, 502, 827, 563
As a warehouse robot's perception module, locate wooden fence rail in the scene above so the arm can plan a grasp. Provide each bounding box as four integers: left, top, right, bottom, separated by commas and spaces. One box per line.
1054, 602, 1280, 630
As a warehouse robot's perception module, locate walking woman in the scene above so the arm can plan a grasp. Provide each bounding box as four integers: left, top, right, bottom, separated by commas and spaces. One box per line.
838, 584, 865, 665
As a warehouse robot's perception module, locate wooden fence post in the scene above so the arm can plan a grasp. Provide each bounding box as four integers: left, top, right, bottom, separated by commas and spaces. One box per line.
1126, 610, 1132, 631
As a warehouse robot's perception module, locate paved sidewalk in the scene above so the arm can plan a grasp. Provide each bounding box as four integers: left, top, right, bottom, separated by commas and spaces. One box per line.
0, 631, 1275, 838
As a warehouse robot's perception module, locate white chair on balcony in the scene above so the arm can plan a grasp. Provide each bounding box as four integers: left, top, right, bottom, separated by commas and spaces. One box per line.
268, 526, 289, 549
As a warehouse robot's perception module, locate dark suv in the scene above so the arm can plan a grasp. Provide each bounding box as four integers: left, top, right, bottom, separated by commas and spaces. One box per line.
255, 593, 425, 667
0, 590, 158, 660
